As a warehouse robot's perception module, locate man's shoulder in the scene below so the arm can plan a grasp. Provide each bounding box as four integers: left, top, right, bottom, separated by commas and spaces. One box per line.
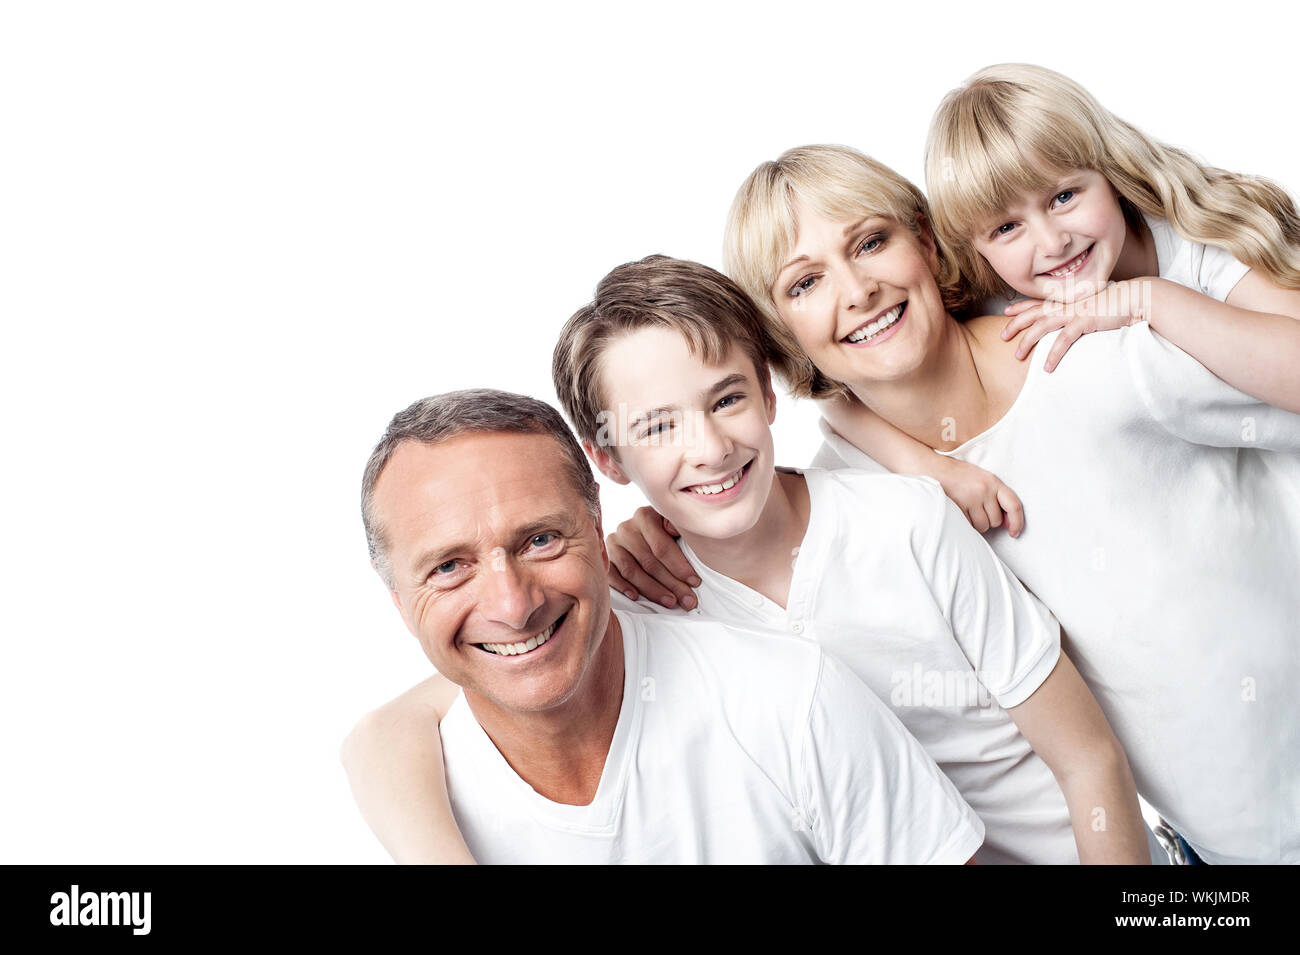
617, 608, 829, 706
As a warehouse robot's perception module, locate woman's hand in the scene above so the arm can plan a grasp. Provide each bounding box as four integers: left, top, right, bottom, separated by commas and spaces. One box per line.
1002, 279, 1154, 371
932, 455, 1025, 538
606, 506, 700, 609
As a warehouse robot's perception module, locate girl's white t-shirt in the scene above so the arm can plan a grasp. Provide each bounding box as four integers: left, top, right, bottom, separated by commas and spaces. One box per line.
1144, 213, 1251, 301
815, 323, 1300, 864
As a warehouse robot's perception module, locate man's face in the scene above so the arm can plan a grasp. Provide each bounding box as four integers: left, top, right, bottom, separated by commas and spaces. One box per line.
372, 430, 612, 715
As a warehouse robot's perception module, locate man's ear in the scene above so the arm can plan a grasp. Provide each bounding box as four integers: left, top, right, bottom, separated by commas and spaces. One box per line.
387, 584, 418, 638
582, 440, 631, 485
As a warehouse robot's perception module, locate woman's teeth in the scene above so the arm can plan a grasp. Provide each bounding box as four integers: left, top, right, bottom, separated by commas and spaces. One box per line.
688, 467, 743, 496
480, 618, 560, 656
845, 303, 904, 343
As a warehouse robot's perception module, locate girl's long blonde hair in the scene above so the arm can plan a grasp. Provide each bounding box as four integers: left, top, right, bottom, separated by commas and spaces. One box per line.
925, 63, 1300, 302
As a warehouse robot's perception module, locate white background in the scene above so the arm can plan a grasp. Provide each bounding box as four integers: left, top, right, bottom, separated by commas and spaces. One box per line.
2, 1, 1295, 862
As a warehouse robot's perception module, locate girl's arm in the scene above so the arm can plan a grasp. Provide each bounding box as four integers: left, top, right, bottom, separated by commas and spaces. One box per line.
1004, 651, 1151, 865
819, 394, 1025, 537
1148, 272, 1300, 413
340, 675, 475, 864
1005, 274, 1300, 413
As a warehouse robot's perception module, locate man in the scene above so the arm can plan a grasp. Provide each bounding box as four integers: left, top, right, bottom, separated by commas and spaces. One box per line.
349, 387, 983, 863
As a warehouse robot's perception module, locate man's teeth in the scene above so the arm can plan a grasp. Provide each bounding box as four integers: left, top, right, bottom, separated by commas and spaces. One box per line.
688, 468, 743, 496
846, 303, 904, 343
480, 619, 559, 656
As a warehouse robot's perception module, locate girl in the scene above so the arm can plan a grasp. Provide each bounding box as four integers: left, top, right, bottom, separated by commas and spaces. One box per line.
781, 65, 1300, 571
923, 62, 1300, 405
615, 143, 1299, 863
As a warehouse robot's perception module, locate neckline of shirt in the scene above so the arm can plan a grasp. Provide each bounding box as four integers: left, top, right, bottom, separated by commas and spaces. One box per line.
677, 467, 829, 624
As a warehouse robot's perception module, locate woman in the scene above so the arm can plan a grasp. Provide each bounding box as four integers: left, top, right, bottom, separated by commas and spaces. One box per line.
706, 144, 1298, 864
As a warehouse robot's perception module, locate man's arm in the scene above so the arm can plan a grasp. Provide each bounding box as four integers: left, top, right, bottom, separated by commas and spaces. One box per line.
1005, 652, 1149, 864
339, 674, 475, 865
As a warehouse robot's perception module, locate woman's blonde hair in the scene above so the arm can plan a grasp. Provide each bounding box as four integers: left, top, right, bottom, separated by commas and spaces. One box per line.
925, 63, 1300, 301
723, 144, 971, 400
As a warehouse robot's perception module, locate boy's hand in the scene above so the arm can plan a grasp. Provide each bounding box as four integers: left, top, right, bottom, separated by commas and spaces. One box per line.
932, 456, 1025, 538
606, 506, 701, 610
1002, 279, 1153, 371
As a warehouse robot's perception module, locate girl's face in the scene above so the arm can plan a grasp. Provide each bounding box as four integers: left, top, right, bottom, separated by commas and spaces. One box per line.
970, 168, 1129, 303
770, 198, 949, 389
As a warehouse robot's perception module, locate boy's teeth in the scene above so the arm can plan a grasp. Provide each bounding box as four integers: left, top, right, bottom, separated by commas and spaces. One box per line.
481, 619, 558, 656
688, 468, 743, 496
846, 303, 903, 343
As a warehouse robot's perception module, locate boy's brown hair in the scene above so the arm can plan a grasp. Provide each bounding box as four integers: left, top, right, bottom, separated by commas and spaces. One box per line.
553, 254, 774, 452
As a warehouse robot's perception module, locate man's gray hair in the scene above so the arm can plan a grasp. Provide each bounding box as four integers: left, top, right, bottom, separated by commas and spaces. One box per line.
361, 388, 602, 589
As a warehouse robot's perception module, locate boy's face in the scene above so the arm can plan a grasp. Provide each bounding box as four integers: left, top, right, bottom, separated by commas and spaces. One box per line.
589, 327, 778, 544
969, 167, 1128, 303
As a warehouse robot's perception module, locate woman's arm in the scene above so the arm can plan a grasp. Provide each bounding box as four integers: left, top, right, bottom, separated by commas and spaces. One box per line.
340, 674, 475, 865
819, 393, 1024, 536
1005, 651, 1150, 865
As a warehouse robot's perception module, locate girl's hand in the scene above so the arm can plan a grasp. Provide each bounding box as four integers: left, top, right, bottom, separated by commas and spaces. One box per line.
1002, 280, 1154, 371
932, 455, 1025, 538
606, 506, 701, 610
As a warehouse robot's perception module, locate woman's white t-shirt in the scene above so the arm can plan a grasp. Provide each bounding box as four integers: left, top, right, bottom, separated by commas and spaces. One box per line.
816, 323, 1300, 864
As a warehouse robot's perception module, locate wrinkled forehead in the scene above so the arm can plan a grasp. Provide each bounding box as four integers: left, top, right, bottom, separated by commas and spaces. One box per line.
374, 432, 588, 557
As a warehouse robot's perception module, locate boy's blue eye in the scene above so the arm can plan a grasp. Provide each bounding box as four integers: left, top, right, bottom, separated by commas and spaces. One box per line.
995, 222, 1015, 236
1052, 190, 1074, 207
715, 393, 743, 410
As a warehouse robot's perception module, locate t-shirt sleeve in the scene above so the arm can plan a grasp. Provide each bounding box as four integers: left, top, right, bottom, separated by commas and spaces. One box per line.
1193, 240, 1251, 302
919, 487, 1062, 708
1127, 322, 1300, 452
798, 651, 985, 864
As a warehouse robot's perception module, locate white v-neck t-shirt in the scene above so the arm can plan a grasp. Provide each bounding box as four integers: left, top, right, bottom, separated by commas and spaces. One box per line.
616, 469, 1088, 865
816, 322, 1300, 864
439, 609, 985, 864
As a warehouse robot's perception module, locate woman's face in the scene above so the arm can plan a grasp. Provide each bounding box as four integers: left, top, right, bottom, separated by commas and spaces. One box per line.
769, 198, 949, 389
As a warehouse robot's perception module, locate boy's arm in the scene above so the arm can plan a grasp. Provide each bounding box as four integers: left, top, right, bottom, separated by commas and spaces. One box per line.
605, 506, 699, 609
922, 488, 1146, 863
1004, 652, 1150, 864
340, 674, 475, 865
818, 393, 1024, 537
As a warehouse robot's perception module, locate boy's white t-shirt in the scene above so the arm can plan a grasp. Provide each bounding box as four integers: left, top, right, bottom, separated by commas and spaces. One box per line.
439, 609, 985, 864
615, 469, 1080, 865
1144, 213, 1251, 301
816, 323, 1300, 864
